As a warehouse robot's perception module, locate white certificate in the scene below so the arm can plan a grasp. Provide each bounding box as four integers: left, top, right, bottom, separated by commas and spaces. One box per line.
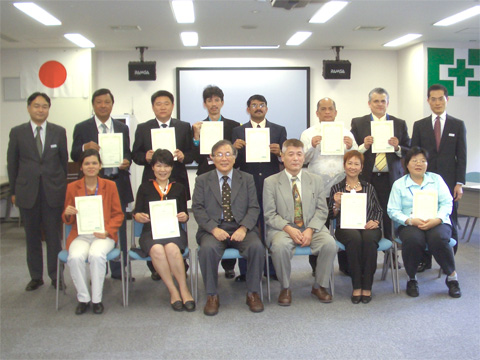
75, 195, 105, 235
320, 122, 344, 156
98, 133, 123, 168
245, 128, 270, 163
340, 192, 367, 229
371, 121, 394, 153
200, 121, 224, 155
149, 200, 180, 240
151, 128, 176, 155
413, 191, 438, 221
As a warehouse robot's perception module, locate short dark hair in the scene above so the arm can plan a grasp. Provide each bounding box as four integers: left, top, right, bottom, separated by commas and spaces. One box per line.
247, 94, 267, 107
343, 150, 364, 167
79, 149, 101, 166
316, 97, 337, 111
27, 92, 51, 107
92, 88, 114, 105
211, 139, 237, 157
151, 90, 174, 105
282, 139, 304, 154
203, 85, 224, 102
368, 87, 389, 102
404, 146, 429, 174
151, 149, 174, 167
428, 84, 448, 98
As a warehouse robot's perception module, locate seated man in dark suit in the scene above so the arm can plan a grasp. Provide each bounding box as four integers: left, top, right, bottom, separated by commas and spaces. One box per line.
192, 140, 265, 316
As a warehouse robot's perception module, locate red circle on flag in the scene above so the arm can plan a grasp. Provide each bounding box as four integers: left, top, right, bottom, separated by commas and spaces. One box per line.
38, 61, 67, 88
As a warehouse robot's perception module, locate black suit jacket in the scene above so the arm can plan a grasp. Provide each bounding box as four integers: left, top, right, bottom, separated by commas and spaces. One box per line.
231, 120, 287, 204
70, 117, 134, 204
7, 121, 68, 209
132, 118, 193, 199
193, 116, 240, 176
351, 114, 411, 185
411, 114, 467, 193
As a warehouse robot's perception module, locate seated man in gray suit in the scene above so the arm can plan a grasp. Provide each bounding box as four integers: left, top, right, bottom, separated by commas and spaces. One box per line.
264, 139, 337, 306
192, 140, 265, 316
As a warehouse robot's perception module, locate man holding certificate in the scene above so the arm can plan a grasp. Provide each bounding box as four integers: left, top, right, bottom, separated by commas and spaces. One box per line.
387, 147, 461, 298
351, 87, 410, 241
192, 140, 265, 316
71, 88, 134, 280
263, 139, 337, 306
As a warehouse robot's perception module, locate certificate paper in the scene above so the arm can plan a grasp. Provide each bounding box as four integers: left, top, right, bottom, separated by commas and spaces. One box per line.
320, 122, 344, 156
75, 195, 105, 235
151, 128, 176, 155
149, 200, 180, 240
98, 133, 123, 168
200, 121, 224, 155
245, 128, 270, 163
413, 191, 438, 221
371, 121, 394, 153
340, 193, 367, 229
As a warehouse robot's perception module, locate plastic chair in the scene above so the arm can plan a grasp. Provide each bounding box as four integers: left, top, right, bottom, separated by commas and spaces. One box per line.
56, 224, 125, 310
126, 220, 193, 306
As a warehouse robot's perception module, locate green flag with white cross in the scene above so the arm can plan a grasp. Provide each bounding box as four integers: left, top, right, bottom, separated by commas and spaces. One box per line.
428, 47, 480, 97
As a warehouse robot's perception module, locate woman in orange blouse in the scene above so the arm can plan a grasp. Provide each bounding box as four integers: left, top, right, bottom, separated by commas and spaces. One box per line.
62, 149, 123, 315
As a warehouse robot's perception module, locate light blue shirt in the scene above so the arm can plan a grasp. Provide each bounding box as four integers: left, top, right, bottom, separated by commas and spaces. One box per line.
387, 172, 453, 228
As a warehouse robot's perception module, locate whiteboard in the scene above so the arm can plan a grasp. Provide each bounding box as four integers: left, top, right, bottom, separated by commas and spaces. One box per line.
176, 67, 310, 141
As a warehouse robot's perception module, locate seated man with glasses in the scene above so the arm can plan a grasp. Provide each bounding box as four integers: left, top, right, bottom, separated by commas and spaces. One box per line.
192, 140, 265, 316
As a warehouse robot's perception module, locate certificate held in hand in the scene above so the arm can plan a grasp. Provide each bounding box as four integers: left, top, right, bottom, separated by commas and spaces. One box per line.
245, 128, 270, 163
98, 133, 123, 168
340, 192, 367, 229
320, 122, 344, 156
413, 191, 438, 221
149, 200, 180, 240
371, 120, 394, 154
75, 195, 105, 235
151, 128, 176, 155
200, 121, 224, 155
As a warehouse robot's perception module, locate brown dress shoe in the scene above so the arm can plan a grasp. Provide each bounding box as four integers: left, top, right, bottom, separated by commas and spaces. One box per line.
246, 293, 264, 313
311, 286, 332, 303
278, 288, 292, 306
203, 295, 220, 316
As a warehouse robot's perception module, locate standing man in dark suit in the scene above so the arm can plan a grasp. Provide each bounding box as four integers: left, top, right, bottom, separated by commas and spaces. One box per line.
231, 94, 287, 282
70, 88, 134, 280
192, 140, 265, 316
351, 87, 410, 241
411, 84, 466, 267
192, 85, 240, 279
7, 92, 68, 291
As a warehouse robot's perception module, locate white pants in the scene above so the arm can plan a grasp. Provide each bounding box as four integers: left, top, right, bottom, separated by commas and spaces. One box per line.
67, 235, 115, 303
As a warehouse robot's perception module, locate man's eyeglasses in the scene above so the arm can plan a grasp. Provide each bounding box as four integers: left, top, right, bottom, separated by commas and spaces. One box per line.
213, 152, 234, 158
250, 103, 266, 109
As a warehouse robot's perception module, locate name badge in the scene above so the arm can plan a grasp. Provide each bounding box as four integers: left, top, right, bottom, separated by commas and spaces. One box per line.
50, 144, 57, 148
448, 133, 455, 137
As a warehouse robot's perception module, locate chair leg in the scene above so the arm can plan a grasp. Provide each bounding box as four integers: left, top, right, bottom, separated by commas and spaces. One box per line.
120, 254, 125, 307
330, 263, 335, 298
393, 245, 400, 294
381, 251, 389, 281
462, 217, 470, 239
188, 252, 194, 293
56, 258, 61, 310
467, 217, 477, 243
265, 248, 271, 303
195, 248, 199, 304
125, 256, 130, 307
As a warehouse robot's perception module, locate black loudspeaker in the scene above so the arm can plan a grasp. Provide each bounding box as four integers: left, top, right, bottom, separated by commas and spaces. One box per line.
128, 61, 156, 81
322, 60, 351, 80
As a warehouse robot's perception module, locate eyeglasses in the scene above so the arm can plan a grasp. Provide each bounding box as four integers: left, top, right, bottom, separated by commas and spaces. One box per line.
410, 159, 427, 164
250, 103, 266, 109
213, 152, 234, 158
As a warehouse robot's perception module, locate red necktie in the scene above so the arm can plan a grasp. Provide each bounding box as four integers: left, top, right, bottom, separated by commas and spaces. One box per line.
434, 116, 441, 151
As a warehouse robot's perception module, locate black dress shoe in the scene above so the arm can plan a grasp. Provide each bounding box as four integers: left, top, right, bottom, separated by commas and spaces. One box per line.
51, 279, 66, 290
406, 280, 419, 297
183, 300, 196, 312
171, 300, 184, 312
92, 302, 104, 314
235, 274, 246, 282
75, 302, 90, 315
25, 279, 44, 291
417, 260, 432, 273
361, 295, 372, 304
225, 269, 235, 279
151, 272, 161, 281
446, 277, 461, 298
351, 295, 362, 304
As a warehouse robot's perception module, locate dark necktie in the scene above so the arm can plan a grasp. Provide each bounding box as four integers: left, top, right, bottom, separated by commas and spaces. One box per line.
434, 116, 441, 151
291, 176, 304, 227
257, 124, 261, 128
222, 176, 234, 222
35, 126, 42, 157
161, 123, 168, 128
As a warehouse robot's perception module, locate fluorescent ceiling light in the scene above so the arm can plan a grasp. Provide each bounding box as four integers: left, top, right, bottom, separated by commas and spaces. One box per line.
309, 1, 348, 24
383, 34, 422, 47
13, 2, 61, 26
286, 31, 312, 46
171, 0, 195, 23
200, 45, 280, 50
64, 33, 95, 48
434, 5, 480, 26
181, 32, 198, 46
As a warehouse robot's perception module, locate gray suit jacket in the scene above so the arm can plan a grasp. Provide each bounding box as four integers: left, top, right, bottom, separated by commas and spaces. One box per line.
263, 170, 328, 246
7, 121, 68, 209
192, 168, 260, 242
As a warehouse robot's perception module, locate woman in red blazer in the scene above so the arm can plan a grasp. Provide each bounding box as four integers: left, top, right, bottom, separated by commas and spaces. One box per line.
62, 149, 124, 315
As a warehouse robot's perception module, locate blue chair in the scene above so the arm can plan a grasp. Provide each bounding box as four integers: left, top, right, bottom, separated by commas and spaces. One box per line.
56, 224, 125, 310
126, 220, 193, 306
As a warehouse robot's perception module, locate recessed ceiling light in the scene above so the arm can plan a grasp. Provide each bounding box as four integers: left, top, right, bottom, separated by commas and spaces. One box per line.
286, 31, 312, 46
110, 25, 141, 32
434, 5, 480, 26
171, 0, 195, 24
181, 32, 198, 46
309, 1, 348, 24
13, 2, 61, 26
201, 45, 280, 50
64, 33, 95, 48
383, 34, 422, 47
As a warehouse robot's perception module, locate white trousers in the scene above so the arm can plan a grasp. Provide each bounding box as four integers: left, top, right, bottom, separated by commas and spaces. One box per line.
67, 235, 115, 303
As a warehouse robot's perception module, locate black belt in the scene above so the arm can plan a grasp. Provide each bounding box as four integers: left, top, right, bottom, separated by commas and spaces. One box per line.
373, 172, 389, 177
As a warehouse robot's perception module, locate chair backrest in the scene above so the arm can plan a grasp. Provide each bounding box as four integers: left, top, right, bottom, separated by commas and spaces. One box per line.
466, 172, 480, 183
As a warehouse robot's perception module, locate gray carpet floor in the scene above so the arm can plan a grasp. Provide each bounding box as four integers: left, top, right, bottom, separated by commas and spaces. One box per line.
1, 216, 479, 360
